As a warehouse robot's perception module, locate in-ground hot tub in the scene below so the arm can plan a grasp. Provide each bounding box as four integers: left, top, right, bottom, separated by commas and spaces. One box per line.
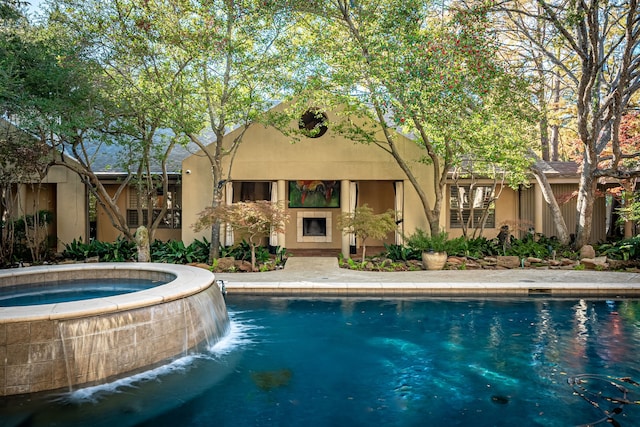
0, 263, 229, 397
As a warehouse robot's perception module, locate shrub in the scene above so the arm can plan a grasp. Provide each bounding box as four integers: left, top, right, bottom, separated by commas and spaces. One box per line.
597, 236, 640, 261
405, 229, 449, 253
383, 243, 421, 261
337, 204, 397, 263
63, 237, 136, 262
195, 200, 288, 271
224, 239, 271, 264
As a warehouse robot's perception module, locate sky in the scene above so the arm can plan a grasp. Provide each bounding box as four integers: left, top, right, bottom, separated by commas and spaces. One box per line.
25, 0, 44, 16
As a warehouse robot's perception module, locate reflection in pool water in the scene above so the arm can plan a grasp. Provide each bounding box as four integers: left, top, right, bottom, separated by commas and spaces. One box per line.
2, 297, 640, 427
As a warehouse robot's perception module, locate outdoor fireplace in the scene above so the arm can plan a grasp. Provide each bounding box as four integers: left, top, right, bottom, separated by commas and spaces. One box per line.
303, 217, 327, 236
297, 211, 332, 243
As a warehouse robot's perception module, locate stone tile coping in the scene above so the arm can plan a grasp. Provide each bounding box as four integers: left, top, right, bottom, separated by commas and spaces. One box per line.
216, 259, 640, 297
223, 281, 640, 297
0, 263, 215, 323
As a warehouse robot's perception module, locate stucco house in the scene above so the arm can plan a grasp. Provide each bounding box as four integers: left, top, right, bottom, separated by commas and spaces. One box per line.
5, 105, 613, 260
181, 104, 609, 255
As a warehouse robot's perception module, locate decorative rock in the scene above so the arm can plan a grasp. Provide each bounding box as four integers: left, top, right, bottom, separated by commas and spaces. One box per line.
216, 257, 236, 271
497, 256, 521, 269
464, 259, 482, 269
380, 258, 394, 268
407, 260, 423, 270
581, 256, 608, 270
580, 245, 596, 259
85, 256, 100, 263
447, 256, 466, 266
236, 260, 253, 272
526, 257, 543, 264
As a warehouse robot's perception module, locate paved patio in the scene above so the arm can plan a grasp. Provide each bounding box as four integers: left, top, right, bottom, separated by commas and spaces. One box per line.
215, 257, 640, 297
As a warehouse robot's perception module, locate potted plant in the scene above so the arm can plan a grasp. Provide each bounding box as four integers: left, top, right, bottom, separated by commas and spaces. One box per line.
407, 229, 449, 270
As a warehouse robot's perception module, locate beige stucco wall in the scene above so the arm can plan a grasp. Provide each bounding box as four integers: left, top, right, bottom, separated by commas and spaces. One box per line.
96, 185, 181, 243
445, 183, 519, 240
181, 104, 435, 250
18, 165, 87, 252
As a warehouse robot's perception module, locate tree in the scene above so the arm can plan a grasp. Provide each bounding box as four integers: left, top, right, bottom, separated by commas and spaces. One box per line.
606, 111, 640, 236
0, 5, 62, 264
336, 204, 396, 263
499, 0, 640, 248
194, 200, 289, 271
178, 0, 289, 262
0, 121, 51, 265
498, 2, 574, 162
43, 0, 202, 259
50, 0, 292, 262
283, 0, 533, 237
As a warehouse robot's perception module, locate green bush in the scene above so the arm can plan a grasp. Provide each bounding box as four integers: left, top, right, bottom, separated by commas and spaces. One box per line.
504, 235, 574, 259
405, 229, 449, 253
63, 237, 136, 262
152, 240, 193, 264
63, 238, 94, 259
96, 237, 136, 262
597, 236, 640, 261
463, 237, 500, 258
383, 243, 420, 261
223, 240, 271, 264
151, 238, 211, 264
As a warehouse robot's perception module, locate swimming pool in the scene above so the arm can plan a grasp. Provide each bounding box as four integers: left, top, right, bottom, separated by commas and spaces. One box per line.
2, 297, 640, 426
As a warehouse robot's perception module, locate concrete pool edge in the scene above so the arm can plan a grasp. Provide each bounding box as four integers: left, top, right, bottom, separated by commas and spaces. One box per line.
222, 282, 640, 297
215, 257, 640, 297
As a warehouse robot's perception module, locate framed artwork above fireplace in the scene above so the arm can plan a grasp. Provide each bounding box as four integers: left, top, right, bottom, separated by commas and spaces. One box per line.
289, 180, 340, 208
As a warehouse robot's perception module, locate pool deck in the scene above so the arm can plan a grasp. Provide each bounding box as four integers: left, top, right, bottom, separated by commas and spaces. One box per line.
215, 257, 640, 297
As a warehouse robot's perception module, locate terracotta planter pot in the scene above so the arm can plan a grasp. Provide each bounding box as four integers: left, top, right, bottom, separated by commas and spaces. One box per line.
422, 251, 448, 270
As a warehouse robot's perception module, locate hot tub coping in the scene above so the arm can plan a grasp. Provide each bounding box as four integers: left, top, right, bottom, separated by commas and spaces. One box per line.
0, 263, 216, 323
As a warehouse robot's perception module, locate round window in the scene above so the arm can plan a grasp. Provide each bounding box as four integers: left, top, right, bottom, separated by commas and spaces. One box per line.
298, 108, 328, 138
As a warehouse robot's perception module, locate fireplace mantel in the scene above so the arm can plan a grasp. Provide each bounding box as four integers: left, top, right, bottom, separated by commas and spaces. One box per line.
297, 211, 332, 243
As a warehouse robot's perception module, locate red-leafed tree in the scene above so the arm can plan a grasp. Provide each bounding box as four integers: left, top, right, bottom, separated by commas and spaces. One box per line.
194, 201, 289, 271
609, 112, 640, 236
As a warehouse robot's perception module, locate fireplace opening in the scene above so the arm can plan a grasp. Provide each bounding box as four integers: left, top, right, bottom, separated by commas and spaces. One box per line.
303, 217, 327, 237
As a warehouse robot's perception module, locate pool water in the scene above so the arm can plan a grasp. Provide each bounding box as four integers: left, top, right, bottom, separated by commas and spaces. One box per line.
0, 278, 163, 306
2, 297, 640, 427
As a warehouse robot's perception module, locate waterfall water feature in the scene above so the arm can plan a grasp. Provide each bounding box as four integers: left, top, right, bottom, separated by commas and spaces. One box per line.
0, 263, 227, 397
184, 285, 230, 352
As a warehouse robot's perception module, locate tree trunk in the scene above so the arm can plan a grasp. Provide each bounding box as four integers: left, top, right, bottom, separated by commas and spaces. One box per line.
135, 226, 150, 262
529, 151, 571, 245
539, 106, 550, 161
429, 220, 440, 238
550, 75, 561, 161
208, 182, 221, 264
550, 125, 560, 161
250, 242, 256, 272
574, 166, 597, 249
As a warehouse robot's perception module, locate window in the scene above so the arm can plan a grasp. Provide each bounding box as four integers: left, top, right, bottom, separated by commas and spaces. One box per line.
233, 182, 271, 202
299, 108, 328, 138
127, 185, 181, 229
450, 185, 495, 228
